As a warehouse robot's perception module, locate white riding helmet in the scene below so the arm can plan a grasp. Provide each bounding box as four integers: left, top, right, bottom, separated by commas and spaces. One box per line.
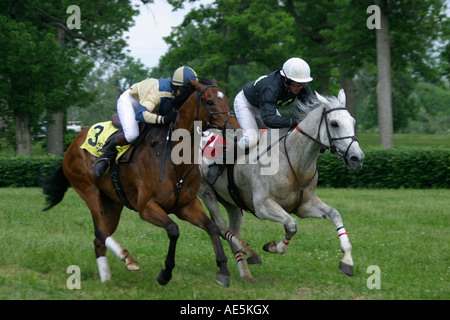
280, 57, 313, 83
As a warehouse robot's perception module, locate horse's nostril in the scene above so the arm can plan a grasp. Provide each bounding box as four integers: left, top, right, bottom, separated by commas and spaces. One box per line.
350, 156, 359, 162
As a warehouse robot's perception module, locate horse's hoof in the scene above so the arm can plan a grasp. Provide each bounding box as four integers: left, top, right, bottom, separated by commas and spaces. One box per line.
339, 261, 354, 276
243, 275, 258, 284
126, 261, 141, 271
157, 269, 171, 285
247, 254, 262, 265
216, 273, 230, 287
263, 241, 278, 253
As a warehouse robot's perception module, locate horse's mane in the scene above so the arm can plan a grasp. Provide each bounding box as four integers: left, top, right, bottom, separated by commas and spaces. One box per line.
292, 94, 341, 122
170, 77, 215, 110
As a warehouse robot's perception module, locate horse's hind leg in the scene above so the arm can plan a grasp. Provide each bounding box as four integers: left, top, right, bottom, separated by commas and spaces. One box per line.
224, 202, 262, 266
199, 185, 256, 283
72, 185, 138, 281
93, 195, 140, 282
139, 200, 179, 285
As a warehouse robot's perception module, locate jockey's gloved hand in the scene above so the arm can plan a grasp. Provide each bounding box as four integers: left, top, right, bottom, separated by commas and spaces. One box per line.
163, 110, 178, 124
289, 118, 298, 129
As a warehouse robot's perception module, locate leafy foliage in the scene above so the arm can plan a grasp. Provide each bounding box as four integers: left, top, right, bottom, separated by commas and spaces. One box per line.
317, 147, 450, 188
0, 0, 139, 152
1, 147, 449, 188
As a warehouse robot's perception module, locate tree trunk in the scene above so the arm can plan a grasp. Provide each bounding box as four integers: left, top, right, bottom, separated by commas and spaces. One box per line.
46, 111, 64, 156
375, 1, 394, 148
46, 26, 65, 155
14, 109, 31, 156
339, 69, 356, 118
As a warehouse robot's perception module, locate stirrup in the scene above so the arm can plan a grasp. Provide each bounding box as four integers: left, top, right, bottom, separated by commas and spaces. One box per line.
93, 158, 111, 177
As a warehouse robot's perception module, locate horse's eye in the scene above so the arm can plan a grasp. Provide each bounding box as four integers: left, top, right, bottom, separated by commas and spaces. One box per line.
206, 100, 214, 106
331, 121, 339, 128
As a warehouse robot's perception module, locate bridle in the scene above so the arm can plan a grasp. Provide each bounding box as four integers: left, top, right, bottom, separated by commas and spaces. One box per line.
195, 85, 234, 133
295, 107, 358, 163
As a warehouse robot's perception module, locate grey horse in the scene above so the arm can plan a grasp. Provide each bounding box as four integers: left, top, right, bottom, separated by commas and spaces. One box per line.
198, 89, 365, 282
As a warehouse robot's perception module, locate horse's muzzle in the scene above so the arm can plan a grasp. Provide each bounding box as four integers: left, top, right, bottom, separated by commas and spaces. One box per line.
346, 148, 365, 170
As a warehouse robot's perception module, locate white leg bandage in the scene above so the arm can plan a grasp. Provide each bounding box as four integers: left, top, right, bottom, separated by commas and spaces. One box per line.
96, 256, 111, 283
105, 236, 127, 260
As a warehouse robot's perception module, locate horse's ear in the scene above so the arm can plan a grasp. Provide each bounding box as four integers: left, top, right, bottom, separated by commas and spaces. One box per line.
338, 89, 346, 106
315, 91, 328, 105
189, 79, 201, 90
210, 77, 218, 85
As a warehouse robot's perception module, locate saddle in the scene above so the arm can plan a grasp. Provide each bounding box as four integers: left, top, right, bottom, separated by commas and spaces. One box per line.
110, 114, 151, 163
81, 115, 160, 211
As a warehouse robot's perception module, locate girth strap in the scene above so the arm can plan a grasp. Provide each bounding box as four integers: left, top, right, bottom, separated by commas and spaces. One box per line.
226, 164, 255, 214
110, 160, 136, 211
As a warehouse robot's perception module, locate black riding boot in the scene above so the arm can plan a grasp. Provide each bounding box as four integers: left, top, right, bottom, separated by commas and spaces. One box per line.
207, 162, 224, 185
93, 139, 118, 177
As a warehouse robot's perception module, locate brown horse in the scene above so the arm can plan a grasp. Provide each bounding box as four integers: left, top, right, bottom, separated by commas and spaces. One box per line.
43, 78, 239, 287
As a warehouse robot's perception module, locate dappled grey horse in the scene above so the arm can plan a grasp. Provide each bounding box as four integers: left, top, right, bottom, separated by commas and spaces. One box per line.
198, 89, 364, 282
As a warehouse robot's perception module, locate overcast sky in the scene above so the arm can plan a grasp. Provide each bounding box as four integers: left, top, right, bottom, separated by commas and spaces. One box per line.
123, 0, 214, 69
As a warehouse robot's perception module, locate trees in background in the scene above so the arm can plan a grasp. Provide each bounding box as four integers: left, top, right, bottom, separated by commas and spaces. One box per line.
0, 0, 138, 156
1, 0, 448, 155
159, 0, 449, 146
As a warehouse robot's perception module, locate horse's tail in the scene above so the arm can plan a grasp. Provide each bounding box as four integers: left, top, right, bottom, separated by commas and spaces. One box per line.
42, 166, 70, 211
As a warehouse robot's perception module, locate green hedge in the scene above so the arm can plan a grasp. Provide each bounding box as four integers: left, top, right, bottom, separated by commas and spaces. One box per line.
0, 147, 449, 188
0, 155, 63, 187
317, 147, 450, 188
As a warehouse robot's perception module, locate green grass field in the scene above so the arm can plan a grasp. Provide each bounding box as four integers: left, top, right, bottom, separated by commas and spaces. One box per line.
0, 188, 448, 300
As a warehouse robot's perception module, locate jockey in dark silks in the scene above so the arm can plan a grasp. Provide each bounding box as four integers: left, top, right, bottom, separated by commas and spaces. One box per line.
207, 57, 315, 184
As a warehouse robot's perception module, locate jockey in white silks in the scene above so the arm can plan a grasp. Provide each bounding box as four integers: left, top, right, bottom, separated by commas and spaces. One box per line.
94, 66, 198, 177
207, 57, 315, 184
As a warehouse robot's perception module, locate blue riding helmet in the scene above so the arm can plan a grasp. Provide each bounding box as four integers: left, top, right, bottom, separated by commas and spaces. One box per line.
171, 66, 198, 86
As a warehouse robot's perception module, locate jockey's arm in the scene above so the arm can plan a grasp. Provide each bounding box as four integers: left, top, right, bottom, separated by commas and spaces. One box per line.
135, 104, 165, 124
259, 88, 296, 128
129, 78, 174, 125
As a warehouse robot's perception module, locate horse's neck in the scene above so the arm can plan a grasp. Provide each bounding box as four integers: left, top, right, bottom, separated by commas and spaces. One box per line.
171, 96, 200, 169
285, 108, 323, 174
174, 93, 198, 134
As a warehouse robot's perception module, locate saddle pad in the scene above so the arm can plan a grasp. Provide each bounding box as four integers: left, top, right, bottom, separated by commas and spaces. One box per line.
80, 121, 131, 163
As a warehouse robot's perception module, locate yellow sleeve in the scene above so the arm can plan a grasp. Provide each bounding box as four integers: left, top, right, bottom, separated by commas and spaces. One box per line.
129, 78, 160, 112
142, 111, 165, 124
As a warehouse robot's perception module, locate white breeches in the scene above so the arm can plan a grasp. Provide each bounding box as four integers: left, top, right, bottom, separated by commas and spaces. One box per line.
234, 90, 281, 149
117, 89, 140, 143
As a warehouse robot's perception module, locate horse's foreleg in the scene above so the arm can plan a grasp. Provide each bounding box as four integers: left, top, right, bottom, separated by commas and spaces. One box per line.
257, 199, 297, 255
139, 201, 179, 285
176, 198, 230, 287
296, 195, 353, 276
